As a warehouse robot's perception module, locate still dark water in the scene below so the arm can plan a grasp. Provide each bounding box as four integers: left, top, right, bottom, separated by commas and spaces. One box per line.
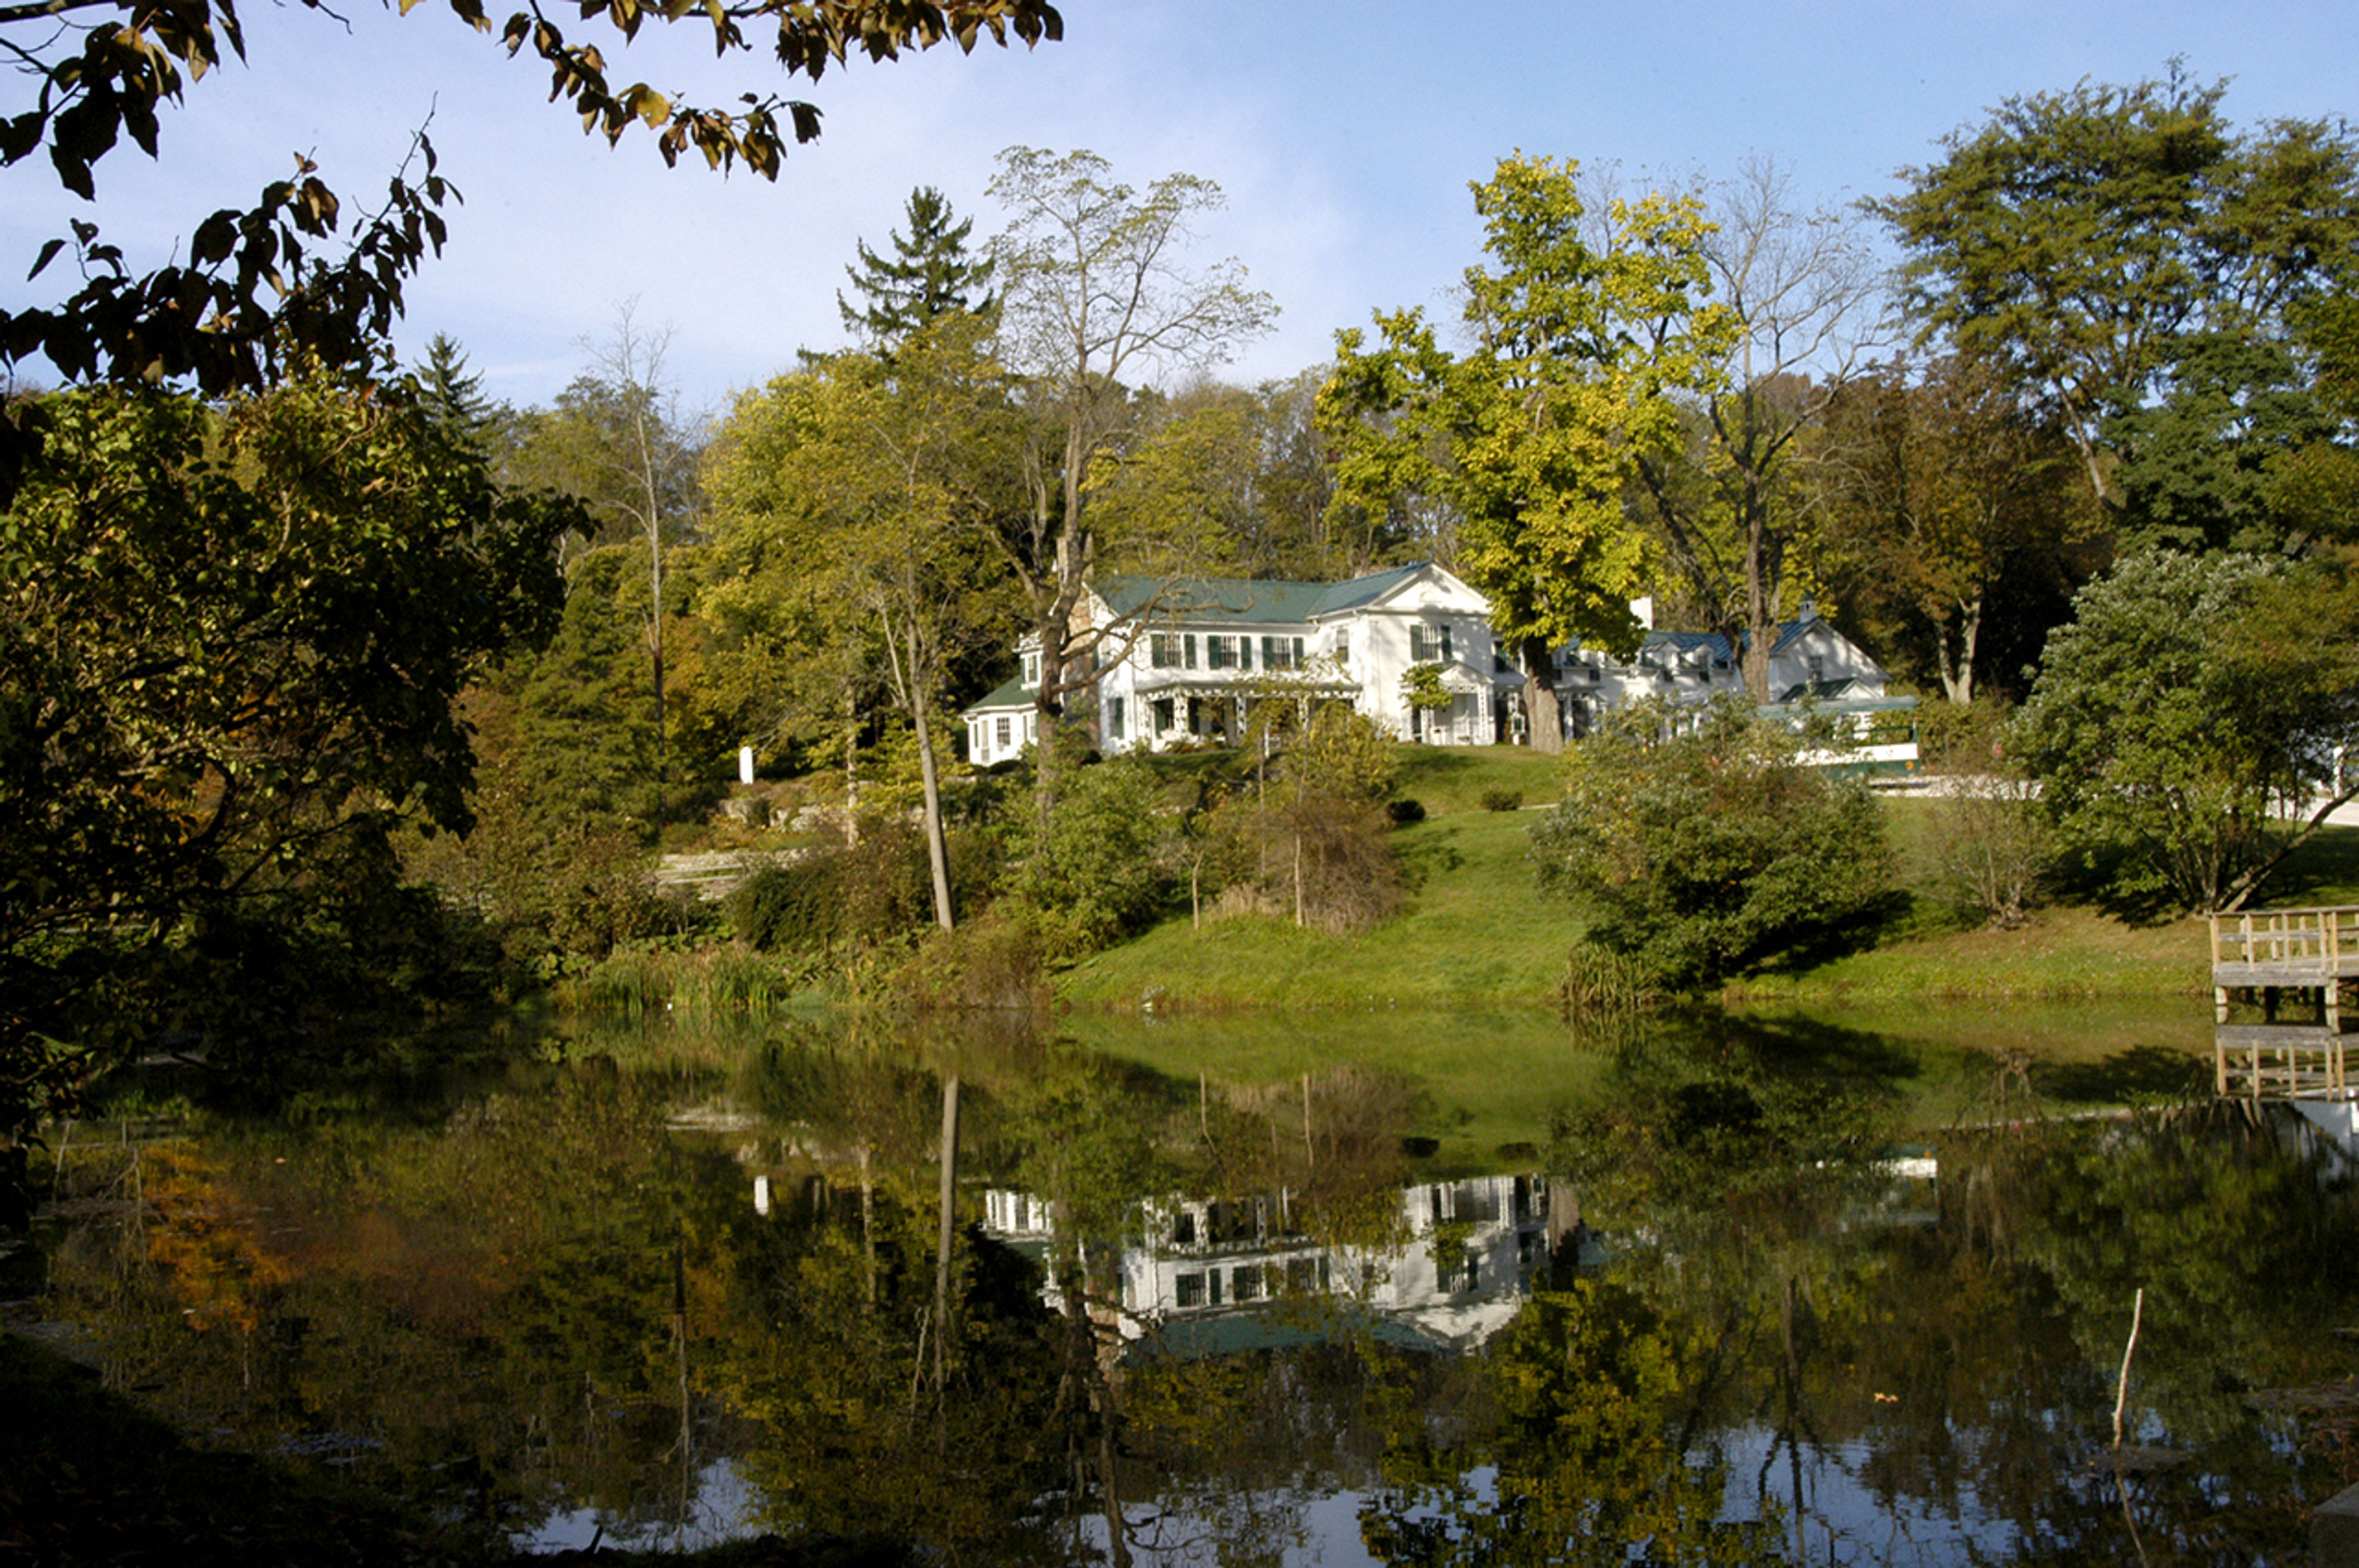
15, 1008, 2359, 1565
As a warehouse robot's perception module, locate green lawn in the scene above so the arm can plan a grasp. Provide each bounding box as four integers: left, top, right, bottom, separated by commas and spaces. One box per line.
1059, 752, 1582, 1011
1058, 746, 2359, 1014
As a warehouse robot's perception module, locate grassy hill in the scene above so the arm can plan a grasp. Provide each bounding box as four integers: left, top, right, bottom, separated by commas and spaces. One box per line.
1057, 747, 1579, 1010
1055, 744, 2324, 1014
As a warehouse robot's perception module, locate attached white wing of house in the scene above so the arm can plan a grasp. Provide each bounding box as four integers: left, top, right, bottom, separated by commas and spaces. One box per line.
1553, 603, 1890, 719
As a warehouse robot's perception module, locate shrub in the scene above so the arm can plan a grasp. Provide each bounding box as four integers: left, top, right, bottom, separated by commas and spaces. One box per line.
1933, 772, 2054, 928
1185, 708, 1406, 933
1479, 787, 1524, 813
1530, 695, 1897, 990
1911, 696, 2014, 772
1386, 798, 1426, 827
895, 911, 1049, 1012
1011, 755, 1174, 955
726, 814, 936, 954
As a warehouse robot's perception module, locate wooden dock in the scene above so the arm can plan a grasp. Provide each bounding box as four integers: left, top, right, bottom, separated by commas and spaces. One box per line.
2210, 905, 2359, 1030
2210, 907, 2359, 1100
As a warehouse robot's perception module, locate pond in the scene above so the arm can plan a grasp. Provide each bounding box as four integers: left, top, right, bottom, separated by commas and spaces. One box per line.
11, 1005, 2359, 1565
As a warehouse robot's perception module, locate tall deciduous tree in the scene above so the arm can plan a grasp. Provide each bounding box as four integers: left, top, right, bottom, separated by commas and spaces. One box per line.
1631, 158, 1887, 700
702, 317, 1023, 928
1872, 66, 2359, 547
985, 145, 1277, 809
1811, 355, 2096, 704
506, 305, 702, 819
1086, 371, 1354, 582
1320, 153, 1733, 752
839, 185, 998, 349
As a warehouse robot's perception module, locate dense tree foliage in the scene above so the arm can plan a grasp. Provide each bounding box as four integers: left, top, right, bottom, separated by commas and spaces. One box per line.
702, 317, 1027, 926
1874, 66, 2359, 550
0, 371, 575, 1221
1322, 154, 1734, 751
1531, 696, 1895, 989
1810, 354, 2099, 704
2011, 549, 2359, 911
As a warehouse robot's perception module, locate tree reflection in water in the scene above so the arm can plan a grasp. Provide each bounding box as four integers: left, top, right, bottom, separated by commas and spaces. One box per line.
26, 1009, 2359, 1563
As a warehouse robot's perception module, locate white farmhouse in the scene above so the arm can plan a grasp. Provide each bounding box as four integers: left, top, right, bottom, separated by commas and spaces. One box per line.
963, 563, 1519, 767
961, 564, 1904, 766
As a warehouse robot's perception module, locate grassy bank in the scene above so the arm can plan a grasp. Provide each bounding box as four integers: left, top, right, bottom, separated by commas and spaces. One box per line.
1057, 795, 1581, 1010
1058, 745, 2335, 1013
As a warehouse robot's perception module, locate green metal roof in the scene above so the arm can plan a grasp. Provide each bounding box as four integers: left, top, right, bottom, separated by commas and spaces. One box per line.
1093, 563, 1435, 625
967, 673, 1035, 711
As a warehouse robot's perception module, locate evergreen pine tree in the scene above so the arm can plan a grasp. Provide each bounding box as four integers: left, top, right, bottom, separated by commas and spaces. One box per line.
837, 187, 996, 348
418, 332, 495, 450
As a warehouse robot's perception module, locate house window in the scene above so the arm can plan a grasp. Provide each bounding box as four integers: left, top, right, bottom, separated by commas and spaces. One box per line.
1106, 696, 1125, 741
1232, 1265, 1263, 1303
995, 717, 1011, 748
1176, 1273, 1206, 1309
1262, 634, 1305, 671
1151, 633, 1177, 669
1410, 622, 1453, 663
1208, 634, 1237, 669
1152, 697, 1175, 733
1022, 651, 1041, 686
1334, 629, 1350, 664
1184, 634, 1198, 670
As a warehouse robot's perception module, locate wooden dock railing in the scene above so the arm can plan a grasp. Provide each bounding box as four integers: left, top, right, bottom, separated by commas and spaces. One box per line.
2208, 906, 2359, 981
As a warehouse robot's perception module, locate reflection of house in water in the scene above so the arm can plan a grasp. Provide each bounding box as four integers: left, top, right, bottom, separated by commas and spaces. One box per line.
985, 1174, 1583, 1352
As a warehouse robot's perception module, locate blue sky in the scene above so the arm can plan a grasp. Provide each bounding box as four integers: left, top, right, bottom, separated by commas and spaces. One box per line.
6, 1, 2355, 416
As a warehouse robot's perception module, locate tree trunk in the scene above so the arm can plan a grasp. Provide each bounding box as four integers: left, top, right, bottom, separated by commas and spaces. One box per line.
912, 683, 955, 932
1292, 825, 1304, 929
1743, 518, 1774, 704
1939, 588, 1983, 706
842, 683, 861, 846
1519, 638, 1565, 754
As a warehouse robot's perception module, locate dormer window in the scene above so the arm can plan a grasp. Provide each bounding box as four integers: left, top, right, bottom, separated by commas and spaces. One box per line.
1022, 651, 1042, 687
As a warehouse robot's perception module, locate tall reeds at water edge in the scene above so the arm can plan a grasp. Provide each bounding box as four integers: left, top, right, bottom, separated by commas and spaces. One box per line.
552, 947, 817, 1016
